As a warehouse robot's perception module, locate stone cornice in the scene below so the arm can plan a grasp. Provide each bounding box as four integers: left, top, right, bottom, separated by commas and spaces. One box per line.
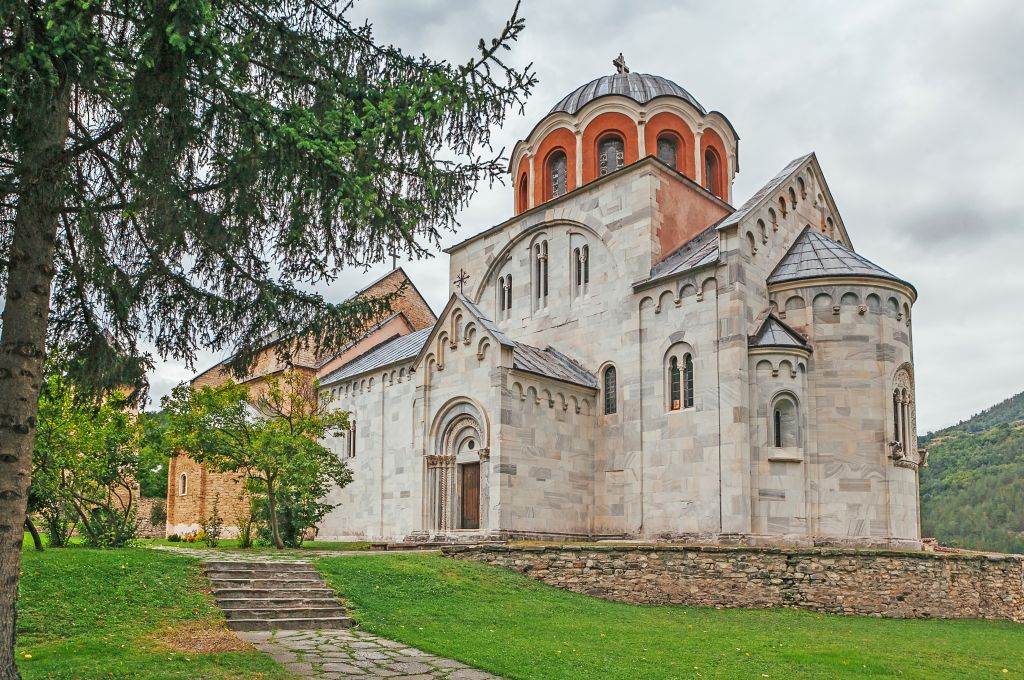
768, 276, 917, 303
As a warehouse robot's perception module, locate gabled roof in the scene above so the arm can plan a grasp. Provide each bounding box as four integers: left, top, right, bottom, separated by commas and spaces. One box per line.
319, 327, 431, 385
644, 223, 721, 285
767, 227, 914, 294
718, 153, 812, 231
512, 343, 598, 390
749, 315, 811, 351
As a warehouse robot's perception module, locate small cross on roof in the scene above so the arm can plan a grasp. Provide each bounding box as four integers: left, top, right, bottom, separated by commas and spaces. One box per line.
613, 53, 629, 74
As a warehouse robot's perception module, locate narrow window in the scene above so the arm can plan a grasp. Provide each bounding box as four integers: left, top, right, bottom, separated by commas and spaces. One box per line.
517, 173, 528, 213
669, 356, 681, 411
547, 150, 567, 198
581, 245, 589, 287
535, 244, 543, 300
893, 391, 902, 445
573, 247, 582, 288
505, 274, 512, 316
178, 473, 187, 496
656, 134, 678, 169
603, 366, 617, 415
773, 409, 783, 448
789, 186, 798, 208
498, 276, 506, 313
541, 241, 549, 299
901, 389, 911, 450
598, 135, 625, 176
778, 196, 787, 218
534, 241, 549, 306
771, 396, 799, 447
348, 420, 357, 458
797, 177, 807, 199
683, 353, 694, 408
704, 148, 720, 197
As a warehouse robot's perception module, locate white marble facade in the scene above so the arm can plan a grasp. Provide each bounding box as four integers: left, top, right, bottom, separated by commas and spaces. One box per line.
317, 71, 923, 548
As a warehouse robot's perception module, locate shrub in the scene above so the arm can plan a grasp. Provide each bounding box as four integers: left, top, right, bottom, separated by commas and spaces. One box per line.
199, 495, 223, 548
82, 506, 137, 548
236, 499, 256, 549
167, 534, 181, 542
149, 499, 167, 527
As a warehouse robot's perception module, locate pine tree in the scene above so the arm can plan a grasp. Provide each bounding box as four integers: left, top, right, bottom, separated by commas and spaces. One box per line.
0, 1, 535, 674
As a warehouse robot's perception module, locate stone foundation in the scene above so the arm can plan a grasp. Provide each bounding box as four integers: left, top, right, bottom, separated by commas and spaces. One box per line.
443, 544, 1024, 622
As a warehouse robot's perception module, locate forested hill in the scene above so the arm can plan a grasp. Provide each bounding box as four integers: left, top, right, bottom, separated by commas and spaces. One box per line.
919, 391, 1024, 553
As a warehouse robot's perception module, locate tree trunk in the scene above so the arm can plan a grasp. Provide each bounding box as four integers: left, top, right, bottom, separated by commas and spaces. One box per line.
0, 76, 72, 678
22, 520, 41, 553
265, 477, 284, 550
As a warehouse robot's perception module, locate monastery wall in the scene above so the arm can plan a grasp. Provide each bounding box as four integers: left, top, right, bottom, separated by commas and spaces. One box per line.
446, 545, 1024, 623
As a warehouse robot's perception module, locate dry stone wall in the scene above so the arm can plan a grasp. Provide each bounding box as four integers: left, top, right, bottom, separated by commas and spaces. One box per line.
444, 544, 1024, 622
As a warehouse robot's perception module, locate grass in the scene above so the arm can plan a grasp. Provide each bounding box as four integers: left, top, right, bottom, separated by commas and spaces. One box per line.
138, 537, 374, 552
317, 553, 1024, 679
17, 546, 290, 679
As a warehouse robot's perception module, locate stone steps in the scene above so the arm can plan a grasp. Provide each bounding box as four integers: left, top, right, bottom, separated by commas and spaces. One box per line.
203, 560, 353, 632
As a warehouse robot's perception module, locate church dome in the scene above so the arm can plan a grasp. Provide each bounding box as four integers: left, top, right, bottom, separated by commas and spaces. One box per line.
549, 72, 707, 116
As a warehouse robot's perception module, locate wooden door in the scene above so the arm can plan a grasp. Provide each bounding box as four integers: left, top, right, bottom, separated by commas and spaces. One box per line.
460, 462, 480, 530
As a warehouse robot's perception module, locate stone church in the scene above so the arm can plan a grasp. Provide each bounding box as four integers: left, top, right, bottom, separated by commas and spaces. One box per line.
171, 62, 926, 548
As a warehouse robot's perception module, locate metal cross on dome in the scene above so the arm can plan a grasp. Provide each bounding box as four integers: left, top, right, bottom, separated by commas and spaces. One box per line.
454, 268, 470, 294
613, 53, 629, 74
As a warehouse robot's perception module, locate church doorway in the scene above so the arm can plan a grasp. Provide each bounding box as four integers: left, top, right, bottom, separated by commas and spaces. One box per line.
428, 399, 490, 533
460, 462, 480, 529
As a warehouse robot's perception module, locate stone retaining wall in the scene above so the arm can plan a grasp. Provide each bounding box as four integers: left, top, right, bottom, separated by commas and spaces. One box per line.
443, 544, 1024, 622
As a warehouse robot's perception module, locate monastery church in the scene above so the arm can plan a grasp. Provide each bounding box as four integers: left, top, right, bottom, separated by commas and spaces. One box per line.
167, 60, 926, 548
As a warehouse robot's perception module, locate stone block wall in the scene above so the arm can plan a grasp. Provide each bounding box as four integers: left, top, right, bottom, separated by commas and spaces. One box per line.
444, 544, 1024, 623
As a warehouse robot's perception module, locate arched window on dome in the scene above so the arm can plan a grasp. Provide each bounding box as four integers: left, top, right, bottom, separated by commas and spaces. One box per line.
546, 150, 567, 199
656, 133, 678, 170
703, 148, 721, 198
517, 173, 528, 213
598, 134, 625, 176
602, 365, 617, 415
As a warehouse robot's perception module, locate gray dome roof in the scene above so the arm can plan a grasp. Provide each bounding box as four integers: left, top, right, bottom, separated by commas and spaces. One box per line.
550, 72, 706, 115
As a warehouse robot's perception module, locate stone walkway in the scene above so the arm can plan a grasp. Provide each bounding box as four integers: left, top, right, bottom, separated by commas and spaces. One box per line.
237, 628, 501, 679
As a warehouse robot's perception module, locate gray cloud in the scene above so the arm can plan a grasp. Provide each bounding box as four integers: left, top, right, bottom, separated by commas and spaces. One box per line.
144, 0, 1024, 431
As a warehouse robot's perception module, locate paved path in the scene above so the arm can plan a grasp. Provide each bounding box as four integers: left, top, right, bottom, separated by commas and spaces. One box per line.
237, 627, 501, 679
145, 545, 500, 678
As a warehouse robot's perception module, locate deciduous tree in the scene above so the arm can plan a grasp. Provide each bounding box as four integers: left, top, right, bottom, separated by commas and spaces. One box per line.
0, 0, 533, 672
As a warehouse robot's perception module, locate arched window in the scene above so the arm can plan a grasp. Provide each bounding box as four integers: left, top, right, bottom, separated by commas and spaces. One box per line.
771, 394, 799, 448
656, 133, 678, 170
768, 207, 777, 231
668, 352, 694, 411
347, 419, 357, 458
573, 243, 590, 296
892, 390, 902, 446
797, 176, 806, 199
757, 219, 767, 243
778, 196, 788, 218
547, 150, 567, 199
598, 135, 624, 176
603, 366, 617, 415
901, 388, 911, 451
703, 148, 721, 197
504, 274, 512, 317
746, 231, 757, 257
669, 356, 681, 410
788, 187, 798, 209
498, 275, 507, 315
517, 173, 528, 213
178, 473, 187, 496
533, 240, 548, 305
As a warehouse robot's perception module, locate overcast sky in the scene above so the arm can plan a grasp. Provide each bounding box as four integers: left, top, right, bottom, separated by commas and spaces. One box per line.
145, 0, 1024, 433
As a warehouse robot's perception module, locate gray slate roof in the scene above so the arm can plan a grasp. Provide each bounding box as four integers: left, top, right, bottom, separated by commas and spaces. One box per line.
718, 153, 812, 231
768, 228, 911, 289
320, 327, 431, 384
749, 315, 811, 351
550, 73, 706, 116
647, 224, 721, 283
512, 343, 598, 390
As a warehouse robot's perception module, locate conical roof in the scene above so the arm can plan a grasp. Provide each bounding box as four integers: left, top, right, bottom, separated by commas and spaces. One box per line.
768, 228, 912, 291
749, 315, 811, 351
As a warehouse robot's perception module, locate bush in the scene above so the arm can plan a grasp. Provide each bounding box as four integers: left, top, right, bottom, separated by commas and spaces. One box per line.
236, 500, 256, 549
199, 495, 223, 547
82, 506, 137, 548
167, 534, 181, 542
149, 499, 167, 527
253, 488, 328, 548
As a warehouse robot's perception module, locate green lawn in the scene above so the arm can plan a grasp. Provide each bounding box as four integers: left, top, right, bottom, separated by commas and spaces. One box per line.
17, 547, 289, 679
317, 553, 1024, 679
